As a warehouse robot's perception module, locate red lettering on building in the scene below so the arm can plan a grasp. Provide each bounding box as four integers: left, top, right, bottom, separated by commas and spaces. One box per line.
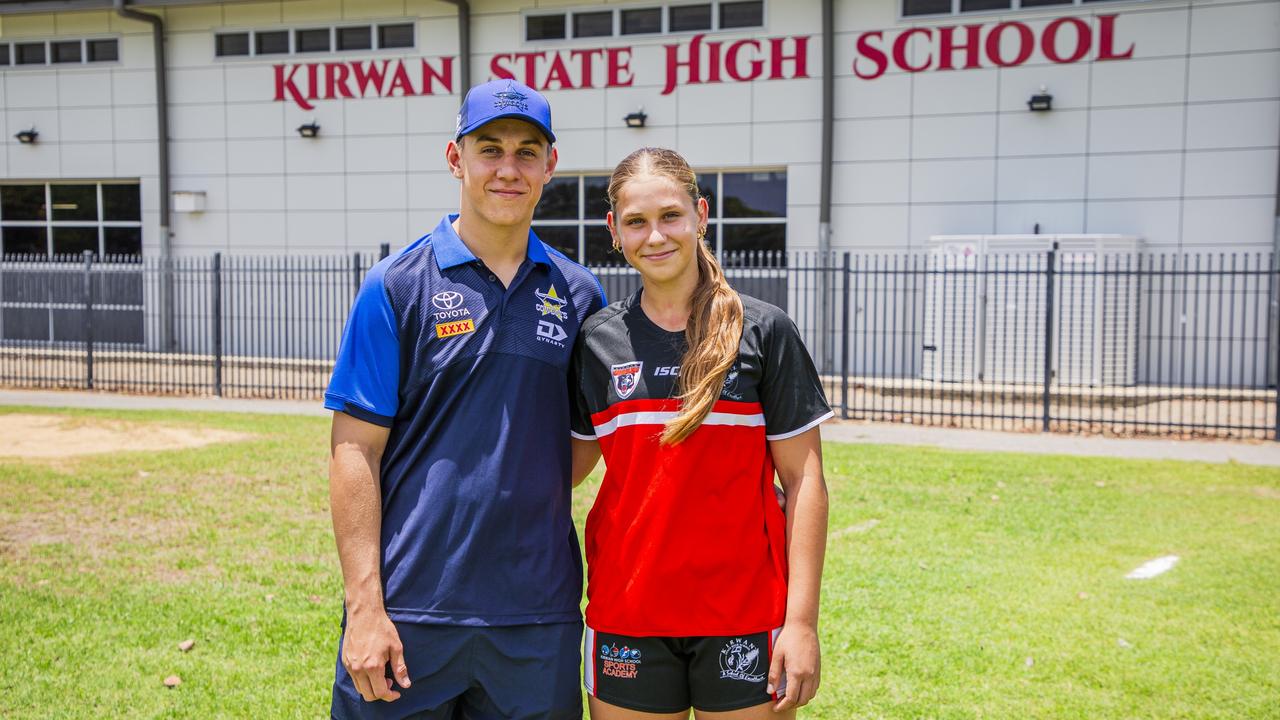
852, 12, 1133, 78
661, 33, 809, 94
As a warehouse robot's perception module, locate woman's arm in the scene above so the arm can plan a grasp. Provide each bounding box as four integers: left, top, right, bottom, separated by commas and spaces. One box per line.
571, 437, 602, 488
766, 425, 829, 710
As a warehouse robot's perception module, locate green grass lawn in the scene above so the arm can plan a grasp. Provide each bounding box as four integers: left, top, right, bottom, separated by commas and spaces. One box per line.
1, 406, 1277, 719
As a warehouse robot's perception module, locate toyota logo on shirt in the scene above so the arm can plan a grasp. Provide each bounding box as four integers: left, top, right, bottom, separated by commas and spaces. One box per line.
432, 291, 464, 311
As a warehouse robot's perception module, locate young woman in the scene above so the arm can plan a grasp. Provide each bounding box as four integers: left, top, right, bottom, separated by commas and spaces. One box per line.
570, 148, 832, 719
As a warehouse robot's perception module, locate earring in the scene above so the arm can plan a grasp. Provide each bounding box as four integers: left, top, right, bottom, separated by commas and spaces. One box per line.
697, 226, 707, 243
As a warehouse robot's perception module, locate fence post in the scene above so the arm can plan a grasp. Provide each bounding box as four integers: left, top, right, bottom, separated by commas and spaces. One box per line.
212, 252, 223, 397
1042, 245, 1057, 433
82, 250, 94, 390
352, 252, 363, 294
380, 243, 391, 260
841, 252, 851, 419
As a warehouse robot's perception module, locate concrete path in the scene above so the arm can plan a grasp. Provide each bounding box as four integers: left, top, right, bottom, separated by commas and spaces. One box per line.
3, 388, 1278, 468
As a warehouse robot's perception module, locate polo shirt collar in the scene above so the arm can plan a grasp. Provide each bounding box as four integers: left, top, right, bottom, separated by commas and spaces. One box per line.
431, 214, 553, 271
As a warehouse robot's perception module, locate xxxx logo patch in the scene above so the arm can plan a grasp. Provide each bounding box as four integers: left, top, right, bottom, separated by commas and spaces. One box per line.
435, 319, 476, 339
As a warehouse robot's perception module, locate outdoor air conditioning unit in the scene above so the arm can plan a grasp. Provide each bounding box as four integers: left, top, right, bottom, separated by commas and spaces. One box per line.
922, 234, 1142, 386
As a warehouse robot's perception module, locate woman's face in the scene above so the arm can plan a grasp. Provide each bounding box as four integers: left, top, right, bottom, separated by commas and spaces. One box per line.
606, 172, 709, 289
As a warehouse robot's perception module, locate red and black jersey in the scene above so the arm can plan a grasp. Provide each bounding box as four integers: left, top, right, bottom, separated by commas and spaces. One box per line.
570, 290, 832, 637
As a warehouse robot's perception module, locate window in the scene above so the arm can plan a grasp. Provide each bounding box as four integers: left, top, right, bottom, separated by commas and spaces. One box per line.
1, 183, 142, 260
87, 39, 119, 62
531, 171, 786, 265
51, 40, 82, 63
16, 43, 46, 65
527, 14, 567, 41
669, 4, 713, 32
573, 11, 613, 38
621, 8, 663, 35
255, 30, 289, 55
295, 28, 331, 53
719, 1, 763, 29
905, 0, 1132, 16
0, 44, 9, 66
378, 24, 414, 49
215, 32, 250, 57
337, 26, 372, 51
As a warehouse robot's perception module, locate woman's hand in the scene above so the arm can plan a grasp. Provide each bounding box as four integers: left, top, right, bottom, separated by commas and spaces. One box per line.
767, 621, 821, 710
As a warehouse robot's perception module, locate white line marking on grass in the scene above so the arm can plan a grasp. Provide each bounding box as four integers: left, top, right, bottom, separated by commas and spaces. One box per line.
831, 519, 880, 538
1125, 555, 1180, 579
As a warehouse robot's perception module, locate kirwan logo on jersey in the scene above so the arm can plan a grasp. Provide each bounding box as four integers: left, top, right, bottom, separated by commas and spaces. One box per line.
611, 362, 643, 400
719, 638, 765, 683
534, 284, 569, 347
431, 290, 476, 339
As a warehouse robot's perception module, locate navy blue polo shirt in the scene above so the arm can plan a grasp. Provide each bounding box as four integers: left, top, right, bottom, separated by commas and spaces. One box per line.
325, 214, 606, 626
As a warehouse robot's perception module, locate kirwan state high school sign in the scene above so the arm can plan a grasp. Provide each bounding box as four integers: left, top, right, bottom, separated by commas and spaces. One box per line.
272, 12, 1135, 110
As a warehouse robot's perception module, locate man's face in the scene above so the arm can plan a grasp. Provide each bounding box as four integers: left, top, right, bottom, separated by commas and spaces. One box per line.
446, 119, 557, 231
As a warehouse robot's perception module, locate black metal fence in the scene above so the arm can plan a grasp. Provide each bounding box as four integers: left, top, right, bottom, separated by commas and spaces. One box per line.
1, 249, 1277, 439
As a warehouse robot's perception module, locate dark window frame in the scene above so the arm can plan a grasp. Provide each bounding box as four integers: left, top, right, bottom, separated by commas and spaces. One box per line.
903, 0, 1133, 17
525, 2, 766, 43
213, 21, 416, 60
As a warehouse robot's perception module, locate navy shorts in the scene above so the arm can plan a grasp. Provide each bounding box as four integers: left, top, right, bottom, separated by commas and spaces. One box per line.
331, 621, 582, 720
583, 625, 783, 713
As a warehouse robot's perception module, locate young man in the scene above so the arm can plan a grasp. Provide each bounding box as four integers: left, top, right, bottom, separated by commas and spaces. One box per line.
324, 80, 605, 719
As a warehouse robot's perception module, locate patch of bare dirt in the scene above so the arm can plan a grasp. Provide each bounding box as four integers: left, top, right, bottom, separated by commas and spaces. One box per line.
0, 414, 250, 459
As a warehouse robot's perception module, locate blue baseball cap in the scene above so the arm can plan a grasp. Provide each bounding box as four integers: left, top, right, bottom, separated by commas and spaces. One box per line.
455, 79, 556, 144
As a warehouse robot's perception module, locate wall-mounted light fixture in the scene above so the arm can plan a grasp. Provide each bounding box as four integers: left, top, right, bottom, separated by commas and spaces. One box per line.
623, 109, 647, 129
1027, 85, 1052, 112
296, 121, 321, 138
14, 128, 38, 144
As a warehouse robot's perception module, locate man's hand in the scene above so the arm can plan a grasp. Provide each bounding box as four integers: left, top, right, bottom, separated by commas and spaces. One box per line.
767, 622, 821, 712
342, 608, 411, 702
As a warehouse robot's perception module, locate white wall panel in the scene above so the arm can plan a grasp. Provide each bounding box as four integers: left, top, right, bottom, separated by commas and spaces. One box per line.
164, 6, 224, 32
1086, 152, 1182, 199
223, 2, 284, 26
344, 96, 407, 135
544, 88, 607, 130
1190, 1, 1280, 54
996, 156, 1085, 202
605, 87, 678, 132
228, 211, 288, 253
994, 201, 1084, 235
347, 210, 409, 248
606, 126, 678, 167
339, 0, 409, 21
5, 108, 58, 143
56, 70, 114, 108
6, 71, 59, 109
283, 0, 342, 23
752, 121, 823, 165
111, 70, 155, 106
1181, 197, 1276, 248
346, 174, 408, 211
286, 210, 349, 251
751, 78, 823, 123
833, 117, 910, 162
1110, 6, 1189, 59
834, 161, 909, 204
114, 140, 160, 177
407, 172, 461, 210
228, 101, 287, 139
912, 159, 996, 203
912, 68, 998, 116
911, 114, 995, 159
1084, 199, 1178, 243
831, 204, 909, 249
909, 203, 994, 245
52, 9, 110, 34
170, 67, 227, 105
227, 138, 284, 174
60, 107, 114, 143
167, 32, 214, 70
284, 134, 345, 174
676, 81, 754, 125
229, 175, 287, 211
1185, 100, 1280, 150
223, 65, 272, 104
117, 34, 156, 69
1183, 148, 1278, 198
285, 173, 344, 211
1089, 105, 1185, 154
1188, 50, 1280, 102
834, 73, 912, 119
171, 211, 228, 254
676, 123, 752, 167
112, 106, 157, 142
555, 128, 607, 170
406, 133, 454, 173
170, 103, 228, 141
1090, 57, 1186, 107
60, 142, 115, 177
403, 94, 458, 131
345, 135, 408, 174
997, 109, 1088, 157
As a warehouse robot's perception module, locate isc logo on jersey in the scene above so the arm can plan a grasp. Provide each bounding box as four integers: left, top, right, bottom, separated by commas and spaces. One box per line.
653, 366, 679, 377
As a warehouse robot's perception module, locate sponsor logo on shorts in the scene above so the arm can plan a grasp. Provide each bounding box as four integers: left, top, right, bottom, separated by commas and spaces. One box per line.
435, 318, 476, 339
599, 643, 642, 680
611, 362, 643, 400
719, 638, 765, 683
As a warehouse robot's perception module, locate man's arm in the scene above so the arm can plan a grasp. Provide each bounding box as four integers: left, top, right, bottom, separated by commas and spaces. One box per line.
765, 426, 829, 710
330, 412, 411, 702
570, 437, 602, 488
